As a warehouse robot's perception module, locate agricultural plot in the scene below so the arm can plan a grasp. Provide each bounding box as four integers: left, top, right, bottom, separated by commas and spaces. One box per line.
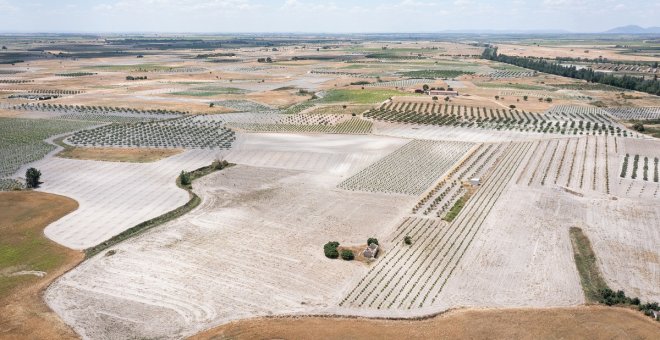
212, 100, 275, 112
516, 136, 615, 195
397, 70, 474, 79
338, 140, 473, 195
365, 101, 625, 136
36, 149, 219, 249
364, 79, 428, 88
0, 117, 97, 179
340, 141, 534, 310
45, 138, 413, 339
55, 72, 96, 77
478, 71, 537, 78
604, 107, 660, 120
11, 103, 186, 121
498, 90, 557, 98
231, 116, 373, 134
311, 70, 378, 78
0, 178, 25, 191
66, 117, 236, 149
170, 86, 250, 97
412, 143, 508, 217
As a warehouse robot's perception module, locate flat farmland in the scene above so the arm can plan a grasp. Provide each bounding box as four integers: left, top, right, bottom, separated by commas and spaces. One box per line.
36, 150, 218, 249
45, 154, 415, 339
1, 34, 659, 339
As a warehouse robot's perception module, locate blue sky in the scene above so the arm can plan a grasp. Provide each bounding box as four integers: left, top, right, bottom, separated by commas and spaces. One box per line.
0, 0, 657, 33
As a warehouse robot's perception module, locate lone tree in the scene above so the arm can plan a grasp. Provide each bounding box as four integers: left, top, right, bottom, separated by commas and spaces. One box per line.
523, 95, 529, 101
422, 84, 430, 91
404, 236, 412, 245
367, 238, 379, 246
494, 95, 499, 100
179, 170, 191, 186
25, 167, 41, 188
341, 249, 354, 261
324, 241, 340, 259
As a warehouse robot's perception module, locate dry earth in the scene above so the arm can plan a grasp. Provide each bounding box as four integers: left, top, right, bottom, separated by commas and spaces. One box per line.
0, 191, 82, 340
191, 306, 660, 340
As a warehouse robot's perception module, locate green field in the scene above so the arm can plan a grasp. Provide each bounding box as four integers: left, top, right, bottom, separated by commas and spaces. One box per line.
399, 69, 474, 79
321, 89, 414, 104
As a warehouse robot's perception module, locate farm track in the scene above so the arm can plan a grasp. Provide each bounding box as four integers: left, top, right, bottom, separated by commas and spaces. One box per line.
341, 141, 533, 310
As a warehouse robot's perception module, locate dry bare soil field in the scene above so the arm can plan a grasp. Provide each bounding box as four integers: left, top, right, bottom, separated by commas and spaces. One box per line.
0, 34, 659, 339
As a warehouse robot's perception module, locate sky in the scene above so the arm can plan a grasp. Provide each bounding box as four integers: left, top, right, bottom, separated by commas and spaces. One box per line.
0, 0, 657, 33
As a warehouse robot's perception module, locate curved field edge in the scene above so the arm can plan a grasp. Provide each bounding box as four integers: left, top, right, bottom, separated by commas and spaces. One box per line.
0, 191, 82, 339
84, 162, 233, 258
189, 306, 660, 340
53, 136, 184, 163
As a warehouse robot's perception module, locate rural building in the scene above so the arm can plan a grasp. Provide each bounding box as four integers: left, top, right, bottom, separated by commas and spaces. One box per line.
469, 178, 481, 186
363, 243, 379, 258
426, 90, 459, 96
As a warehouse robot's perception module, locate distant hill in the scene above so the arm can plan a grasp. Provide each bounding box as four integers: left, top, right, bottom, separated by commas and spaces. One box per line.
604, 25, 660, 34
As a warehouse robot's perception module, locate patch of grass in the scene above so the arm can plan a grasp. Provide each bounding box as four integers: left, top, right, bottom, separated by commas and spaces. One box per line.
442, 193, 469, 222
399, 70, 474, 79
321, 89, 414, 104
568, 227, 610, 302
84, 161, 233, 258
0, 192, 79, 297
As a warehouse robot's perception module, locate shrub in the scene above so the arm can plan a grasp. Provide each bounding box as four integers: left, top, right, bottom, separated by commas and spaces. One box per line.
341, 249, 354, 260
179, 170, 191, 186
404, 236, 412, 245
324, 241, 340, 259
509, 105, 516, 109
25, 167, 41, 188
212, 159, 230, 170
367, 238, 379, 246
632, 123, 645, 132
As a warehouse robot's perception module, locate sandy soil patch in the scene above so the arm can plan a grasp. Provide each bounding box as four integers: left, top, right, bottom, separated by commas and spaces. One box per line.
57, 146, 183, 163
191, 305, 660, 340
0, 191, 82, 339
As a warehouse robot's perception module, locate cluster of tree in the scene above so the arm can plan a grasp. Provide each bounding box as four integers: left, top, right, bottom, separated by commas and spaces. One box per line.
257, 57, 273, 63
557, 56, 658, 68
25, 167, 41, 189
367, 238, 379, 246
126, 76, 147, 81
598, 288, 659, 319
482, 47, 660, 96
324, 241, 340, 259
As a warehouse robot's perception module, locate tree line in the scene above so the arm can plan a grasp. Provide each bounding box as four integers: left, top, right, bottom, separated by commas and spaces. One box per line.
481, 47, 660, 96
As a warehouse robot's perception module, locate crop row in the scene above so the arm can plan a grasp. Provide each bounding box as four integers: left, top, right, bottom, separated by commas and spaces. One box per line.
605, 107, 660, 121
0, 117, 98, 178
340, 141, 533, 310
11, 102, 187, 116
366, 102, 625, 136
338, 140, 473, 195
364, 79, 428, 88
231, 117, 372, 134
66, 116, 235, 149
